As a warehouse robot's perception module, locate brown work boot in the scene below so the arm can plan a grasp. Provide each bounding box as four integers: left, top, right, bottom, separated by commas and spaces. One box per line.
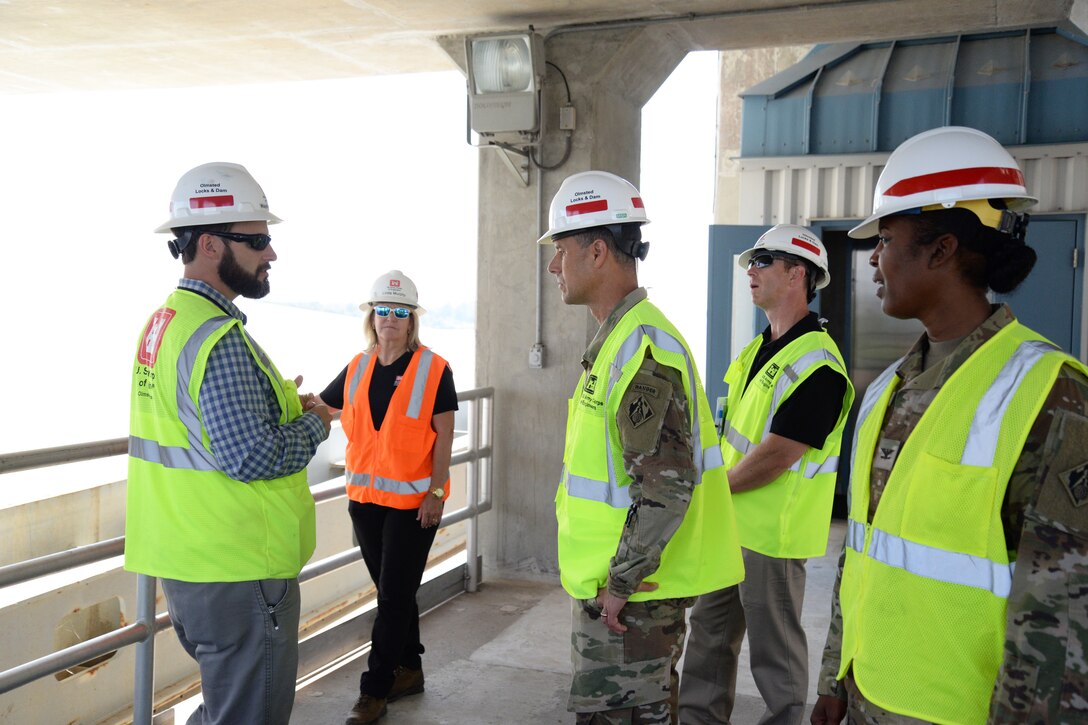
387, 666, 425, 702
345, 694, 387, 724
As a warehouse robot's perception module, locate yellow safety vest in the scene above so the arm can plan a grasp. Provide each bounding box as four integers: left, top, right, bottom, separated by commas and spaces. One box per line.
722, 330, 853, 558
556, 298, 744, 600
838, 320, 1086, 724
125, 289, 316, 582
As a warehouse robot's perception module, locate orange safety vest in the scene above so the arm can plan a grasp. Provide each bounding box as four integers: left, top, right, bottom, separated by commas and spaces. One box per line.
341, 347, 450, 509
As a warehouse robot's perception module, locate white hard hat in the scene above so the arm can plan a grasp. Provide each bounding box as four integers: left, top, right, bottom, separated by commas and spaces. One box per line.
155, 162, 282, 233
850, 126, 1036, 239
361, 270, 425, 315
738, 224, 831, 290
537, 170, 650, 246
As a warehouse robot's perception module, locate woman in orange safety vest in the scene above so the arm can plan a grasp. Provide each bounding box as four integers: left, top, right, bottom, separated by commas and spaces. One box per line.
316, 270, 458, 725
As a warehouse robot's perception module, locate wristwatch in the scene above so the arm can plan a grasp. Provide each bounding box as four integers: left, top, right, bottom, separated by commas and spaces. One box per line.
428, 487, 444, 500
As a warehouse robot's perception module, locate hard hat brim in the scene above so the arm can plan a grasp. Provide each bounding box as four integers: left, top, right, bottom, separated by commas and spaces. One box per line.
154, 211, 283, 234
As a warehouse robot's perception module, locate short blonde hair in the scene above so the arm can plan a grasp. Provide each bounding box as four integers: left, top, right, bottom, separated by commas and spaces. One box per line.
363, 307, 422, 353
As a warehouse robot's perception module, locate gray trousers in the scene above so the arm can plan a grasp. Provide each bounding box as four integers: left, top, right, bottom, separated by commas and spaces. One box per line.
678, 549, 808, 725
161, 577, 301, 725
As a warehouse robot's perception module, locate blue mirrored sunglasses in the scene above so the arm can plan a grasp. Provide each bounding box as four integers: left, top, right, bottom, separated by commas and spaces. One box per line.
213, 231, 273, 251
374, 305, 411, 319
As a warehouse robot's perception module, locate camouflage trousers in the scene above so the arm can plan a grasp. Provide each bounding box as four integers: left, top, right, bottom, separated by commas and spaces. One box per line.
569, 595, 696, 724
842, 675, 933, 724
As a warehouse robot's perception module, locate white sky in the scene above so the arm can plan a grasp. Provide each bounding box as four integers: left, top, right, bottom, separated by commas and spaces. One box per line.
0, 53, 718, 454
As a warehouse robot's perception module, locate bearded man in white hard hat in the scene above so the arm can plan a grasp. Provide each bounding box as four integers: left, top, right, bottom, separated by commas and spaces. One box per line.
124, 162, 332, 725
680, 224, 853, 725
542, 170, 744, 724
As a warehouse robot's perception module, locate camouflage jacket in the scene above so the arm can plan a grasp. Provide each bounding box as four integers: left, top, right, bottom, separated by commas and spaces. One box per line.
817, 305, 1088, 722
582, 288, 696, 600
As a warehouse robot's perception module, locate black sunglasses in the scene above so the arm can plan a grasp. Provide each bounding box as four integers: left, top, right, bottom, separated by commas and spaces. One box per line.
213, 231, 273, 251
747, 253, 783, 270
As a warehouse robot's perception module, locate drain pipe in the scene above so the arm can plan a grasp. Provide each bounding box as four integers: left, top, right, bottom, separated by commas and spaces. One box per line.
529, 163, 546, 369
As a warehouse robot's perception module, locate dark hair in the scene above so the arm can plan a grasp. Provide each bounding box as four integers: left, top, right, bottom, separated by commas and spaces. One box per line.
170, 222, 233, 263
565, 225, 645, 267
907, 207, 1036, 294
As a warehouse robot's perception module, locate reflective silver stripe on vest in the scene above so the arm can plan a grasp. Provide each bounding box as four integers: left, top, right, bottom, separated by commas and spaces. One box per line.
961, 340, 1059, 467
613, 324, 708, 475
345, 469, 433, 495
128, 435, 220, 471
790, 455, 840, 478
564, 466, 632, 508
564, 321, 718, 509
846, 517, 866, 553
849, 356, 905, 493
765, 348, 844, 439
564, 441, 724, 510
702, 443, 724, 471
722, 422, 754, 456
868, 528, 1014, 597
406, 349, 434, 419
846, 342, 1059, 597
347, 353, 371, 403
129, 316, 234, 471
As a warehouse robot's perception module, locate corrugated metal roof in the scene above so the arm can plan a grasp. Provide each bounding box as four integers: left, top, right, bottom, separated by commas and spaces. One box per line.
740, 27, 1088, 156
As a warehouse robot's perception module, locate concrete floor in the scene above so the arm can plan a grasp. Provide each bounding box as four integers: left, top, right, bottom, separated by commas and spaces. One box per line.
290, 521, 845, 724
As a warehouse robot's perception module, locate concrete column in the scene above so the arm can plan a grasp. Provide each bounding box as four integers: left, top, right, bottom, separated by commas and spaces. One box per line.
714, 46, 810, 224
463, 26, 689, 578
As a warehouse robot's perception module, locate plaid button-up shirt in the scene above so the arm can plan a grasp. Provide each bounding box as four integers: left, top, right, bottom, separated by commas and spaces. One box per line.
180, 279, 327, 482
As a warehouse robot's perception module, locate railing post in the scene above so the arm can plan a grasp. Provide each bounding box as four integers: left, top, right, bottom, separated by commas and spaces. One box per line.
465, 396, 480, 592
133, 574, 157, 725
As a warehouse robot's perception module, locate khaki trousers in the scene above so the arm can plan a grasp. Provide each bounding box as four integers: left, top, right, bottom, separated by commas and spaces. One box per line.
678, 549, 808, 725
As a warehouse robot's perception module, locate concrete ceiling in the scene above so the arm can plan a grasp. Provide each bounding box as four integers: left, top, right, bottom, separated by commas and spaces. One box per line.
3, 0, 1085, 94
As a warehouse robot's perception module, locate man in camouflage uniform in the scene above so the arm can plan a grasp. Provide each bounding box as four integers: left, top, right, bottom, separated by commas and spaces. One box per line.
810, 126, 1088, 724
540, 170, 743, 724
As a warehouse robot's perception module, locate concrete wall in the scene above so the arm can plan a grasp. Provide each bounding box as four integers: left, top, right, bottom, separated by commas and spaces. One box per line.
714, 46, 811, 224
472, 26, 690, 578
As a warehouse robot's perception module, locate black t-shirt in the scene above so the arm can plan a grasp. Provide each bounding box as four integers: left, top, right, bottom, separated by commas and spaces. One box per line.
320, 350, 458, 430
743, 312, 849, 450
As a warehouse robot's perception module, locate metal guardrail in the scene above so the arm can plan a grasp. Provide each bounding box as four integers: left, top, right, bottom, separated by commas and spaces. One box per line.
0, 386, 494, 724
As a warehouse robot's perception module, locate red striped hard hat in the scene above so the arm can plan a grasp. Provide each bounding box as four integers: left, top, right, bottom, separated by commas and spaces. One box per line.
537, 170, 650, 245
849, 126, 1036, 239
739, 224, 830, 289
155, 162, 282, 233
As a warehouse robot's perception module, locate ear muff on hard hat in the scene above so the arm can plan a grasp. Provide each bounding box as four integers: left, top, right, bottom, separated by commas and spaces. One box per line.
849, 126, 1036, 239
538, 170, 650, 249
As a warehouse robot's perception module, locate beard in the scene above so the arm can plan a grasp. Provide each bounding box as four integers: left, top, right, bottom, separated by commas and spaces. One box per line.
218, 243, 270, 299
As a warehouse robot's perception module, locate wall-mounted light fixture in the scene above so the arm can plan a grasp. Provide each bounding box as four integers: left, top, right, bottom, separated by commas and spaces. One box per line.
465, 32, 544, 142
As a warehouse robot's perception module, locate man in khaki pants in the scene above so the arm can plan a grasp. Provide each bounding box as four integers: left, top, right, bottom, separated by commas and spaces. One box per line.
679, 225, 852, 725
